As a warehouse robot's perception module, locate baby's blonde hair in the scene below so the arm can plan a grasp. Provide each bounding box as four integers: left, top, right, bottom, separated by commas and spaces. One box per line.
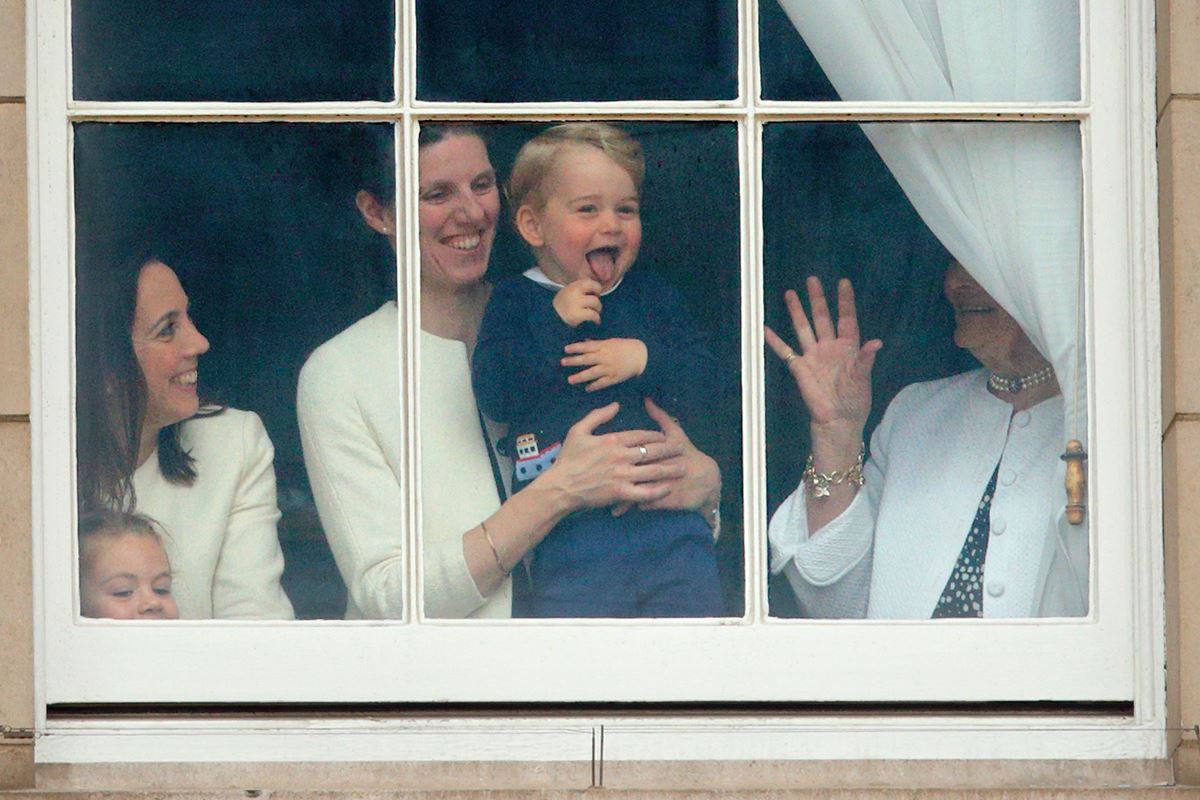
78, 509, 170, 573
507, 122, 645, 222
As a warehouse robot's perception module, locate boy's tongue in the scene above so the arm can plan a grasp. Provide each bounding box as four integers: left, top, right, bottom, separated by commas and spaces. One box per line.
586, 248, 617, 284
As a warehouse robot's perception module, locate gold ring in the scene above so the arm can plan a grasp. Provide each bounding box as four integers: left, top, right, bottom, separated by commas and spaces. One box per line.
784, 350, 799, 364
638, 445, 648, 461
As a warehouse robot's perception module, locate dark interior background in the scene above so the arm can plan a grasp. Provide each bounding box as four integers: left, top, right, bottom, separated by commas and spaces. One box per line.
416, 0, 737, 101
70, 0, 827, 104
72, 1, 395, 102
70, 2, 972, 619
73, 121, 752, 618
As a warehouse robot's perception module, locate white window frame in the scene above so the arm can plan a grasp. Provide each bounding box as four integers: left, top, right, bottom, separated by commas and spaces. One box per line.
28, 0, 1166, 763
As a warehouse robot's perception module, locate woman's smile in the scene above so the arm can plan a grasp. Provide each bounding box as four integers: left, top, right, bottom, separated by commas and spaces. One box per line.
418, 134, 501, 292
443, 232, 483, 251
131, 262, 210, 439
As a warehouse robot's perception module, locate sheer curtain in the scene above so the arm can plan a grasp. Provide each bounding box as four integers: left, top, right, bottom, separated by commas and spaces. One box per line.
775, 1, 1087, 611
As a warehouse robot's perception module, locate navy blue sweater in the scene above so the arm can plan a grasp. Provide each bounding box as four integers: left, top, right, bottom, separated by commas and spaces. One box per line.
473, 270, 718, 486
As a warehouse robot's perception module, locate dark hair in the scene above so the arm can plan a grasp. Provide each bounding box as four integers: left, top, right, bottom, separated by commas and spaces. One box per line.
348, 123, 397, 205
417, 123, 487, 151
75, 244, 216, 512
351, 124, 487, 206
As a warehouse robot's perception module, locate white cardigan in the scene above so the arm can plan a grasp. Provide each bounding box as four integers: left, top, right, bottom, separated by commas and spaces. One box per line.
132, 409, 294, 620
768, 369, 1088, 619
297, 302, 511, 620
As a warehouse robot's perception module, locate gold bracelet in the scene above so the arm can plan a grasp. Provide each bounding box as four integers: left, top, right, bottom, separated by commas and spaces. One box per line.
480, 520, 511, 576
803, 443, 865, 499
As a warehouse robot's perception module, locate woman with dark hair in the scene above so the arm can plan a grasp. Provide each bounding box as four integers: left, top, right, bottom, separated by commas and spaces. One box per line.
76, 250, 294, 619
298, 124, 720, 619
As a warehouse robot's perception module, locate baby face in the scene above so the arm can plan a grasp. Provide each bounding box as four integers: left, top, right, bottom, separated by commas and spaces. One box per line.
80, 533, 179, 620
520, 143, 642, 291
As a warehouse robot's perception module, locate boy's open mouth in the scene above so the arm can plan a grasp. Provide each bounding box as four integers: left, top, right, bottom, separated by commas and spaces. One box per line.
586, 246, 620, 284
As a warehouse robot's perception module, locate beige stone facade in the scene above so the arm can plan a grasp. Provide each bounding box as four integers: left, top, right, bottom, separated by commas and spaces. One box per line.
1, 1, 1198, 795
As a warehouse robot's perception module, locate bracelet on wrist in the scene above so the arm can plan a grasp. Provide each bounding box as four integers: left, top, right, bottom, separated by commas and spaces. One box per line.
803, 443, 865, 499
480, 520, 512, 576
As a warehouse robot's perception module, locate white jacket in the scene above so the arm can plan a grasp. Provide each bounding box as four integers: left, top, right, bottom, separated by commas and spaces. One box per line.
768, 369, 1088, 618
133, 408, 294, 620
297, 302, 511, 619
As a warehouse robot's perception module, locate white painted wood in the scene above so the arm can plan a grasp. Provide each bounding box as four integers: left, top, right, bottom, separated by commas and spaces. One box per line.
35, 715, 1163, 764
65, 101, 1089, 121
27, 0, 1166, 762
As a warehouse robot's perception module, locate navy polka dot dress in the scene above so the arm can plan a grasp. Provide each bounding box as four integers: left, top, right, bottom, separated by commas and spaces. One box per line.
932, 464, 1001, 619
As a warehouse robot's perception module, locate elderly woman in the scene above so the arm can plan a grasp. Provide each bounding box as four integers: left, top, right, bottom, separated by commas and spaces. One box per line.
297, 125, 721, 619
76, 251, 294, 619
766, 264, 1086, 618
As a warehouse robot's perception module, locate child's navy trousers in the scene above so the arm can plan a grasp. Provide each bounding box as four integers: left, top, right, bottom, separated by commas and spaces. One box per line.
524, 507, 725, 618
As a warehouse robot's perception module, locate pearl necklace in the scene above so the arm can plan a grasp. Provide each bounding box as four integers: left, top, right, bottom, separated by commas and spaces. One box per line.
987, 365, 1055, 394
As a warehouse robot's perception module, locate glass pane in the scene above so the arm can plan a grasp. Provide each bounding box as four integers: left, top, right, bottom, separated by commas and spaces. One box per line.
416, 0, 737, 102
762, 121, 1087, 619
760, 0, 1081, 102
417, 121, 744, 619
74, 122, 395, 620
72, 2, 394, 102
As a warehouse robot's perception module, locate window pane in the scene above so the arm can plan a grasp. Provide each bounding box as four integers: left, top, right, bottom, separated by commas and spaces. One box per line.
417, 121, 744, 619
72, 2, 394, 102
74, 122, 395, 620
416, 1, 737, 102
763, 121, 1087, 620
760, 0, 1081, 102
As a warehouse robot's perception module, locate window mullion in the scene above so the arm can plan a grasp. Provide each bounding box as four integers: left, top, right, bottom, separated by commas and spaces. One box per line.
742, 114, 768, 623
401, 113, 420, 624
401, 0, 413, 108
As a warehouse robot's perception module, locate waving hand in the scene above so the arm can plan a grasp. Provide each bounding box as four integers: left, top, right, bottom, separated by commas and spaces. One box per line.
765, 277, 882, 440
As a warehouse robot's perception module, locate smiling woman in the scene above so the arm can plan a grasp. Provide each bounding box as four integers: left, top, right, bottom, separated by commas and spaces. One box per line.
766, 264, 1083, 619
130, 262, 211, 458
297, 121, 735, 621
75, 250, 295, 620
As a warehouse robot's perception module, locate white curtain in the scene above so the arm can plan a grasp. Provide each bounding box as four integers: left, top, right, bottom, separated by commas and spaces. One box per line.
776, 1, 1087, 609
775, 0, 1084, 443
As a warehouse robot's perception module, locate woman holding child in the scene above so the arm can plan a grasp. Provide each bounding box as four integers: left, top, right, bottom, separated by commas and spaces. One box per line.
77, 249, 294, 620
298, 123, 722, 619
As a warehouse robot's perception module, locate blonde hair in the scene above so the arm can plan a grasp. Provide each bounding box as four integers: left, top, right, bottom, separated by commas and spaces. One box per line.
507, 122, 645, 221
78, 509, 171, 573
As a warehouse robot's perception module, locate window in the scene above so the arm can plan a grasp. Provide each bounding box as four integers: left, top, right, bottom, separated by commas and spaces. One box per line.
31, 0, 1164, 762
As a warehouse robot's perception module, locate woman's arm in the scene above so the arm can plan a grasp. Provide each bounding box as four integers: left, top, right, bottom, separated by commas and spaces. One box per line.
765, 277, 881, 534
211, 411, 295, 620
463, 402, 688, 596
766, 409, 892, 618
298, 343, 412, 619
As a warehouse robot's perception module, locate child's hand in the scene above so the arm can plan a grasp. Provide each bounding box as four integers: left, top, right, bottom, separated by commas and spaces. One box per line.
553, 278, 604, 327
562, 338, 648, 392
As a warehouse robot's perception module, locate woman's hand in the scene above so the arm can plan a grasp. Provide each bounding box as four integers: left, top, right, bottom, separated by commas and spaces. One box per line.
765, 277, 882, 444
612, 398, 721, 524
539, 402, 686, 514
562, 338, 648, 392
468, 402, 690, 597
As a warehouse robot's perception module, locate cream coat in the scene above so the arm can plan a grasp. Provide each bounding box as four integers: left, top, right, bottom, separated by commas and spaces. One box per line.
768, 369, 1088, 618
132, 409, 294, 620
297, 302, 511, 619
